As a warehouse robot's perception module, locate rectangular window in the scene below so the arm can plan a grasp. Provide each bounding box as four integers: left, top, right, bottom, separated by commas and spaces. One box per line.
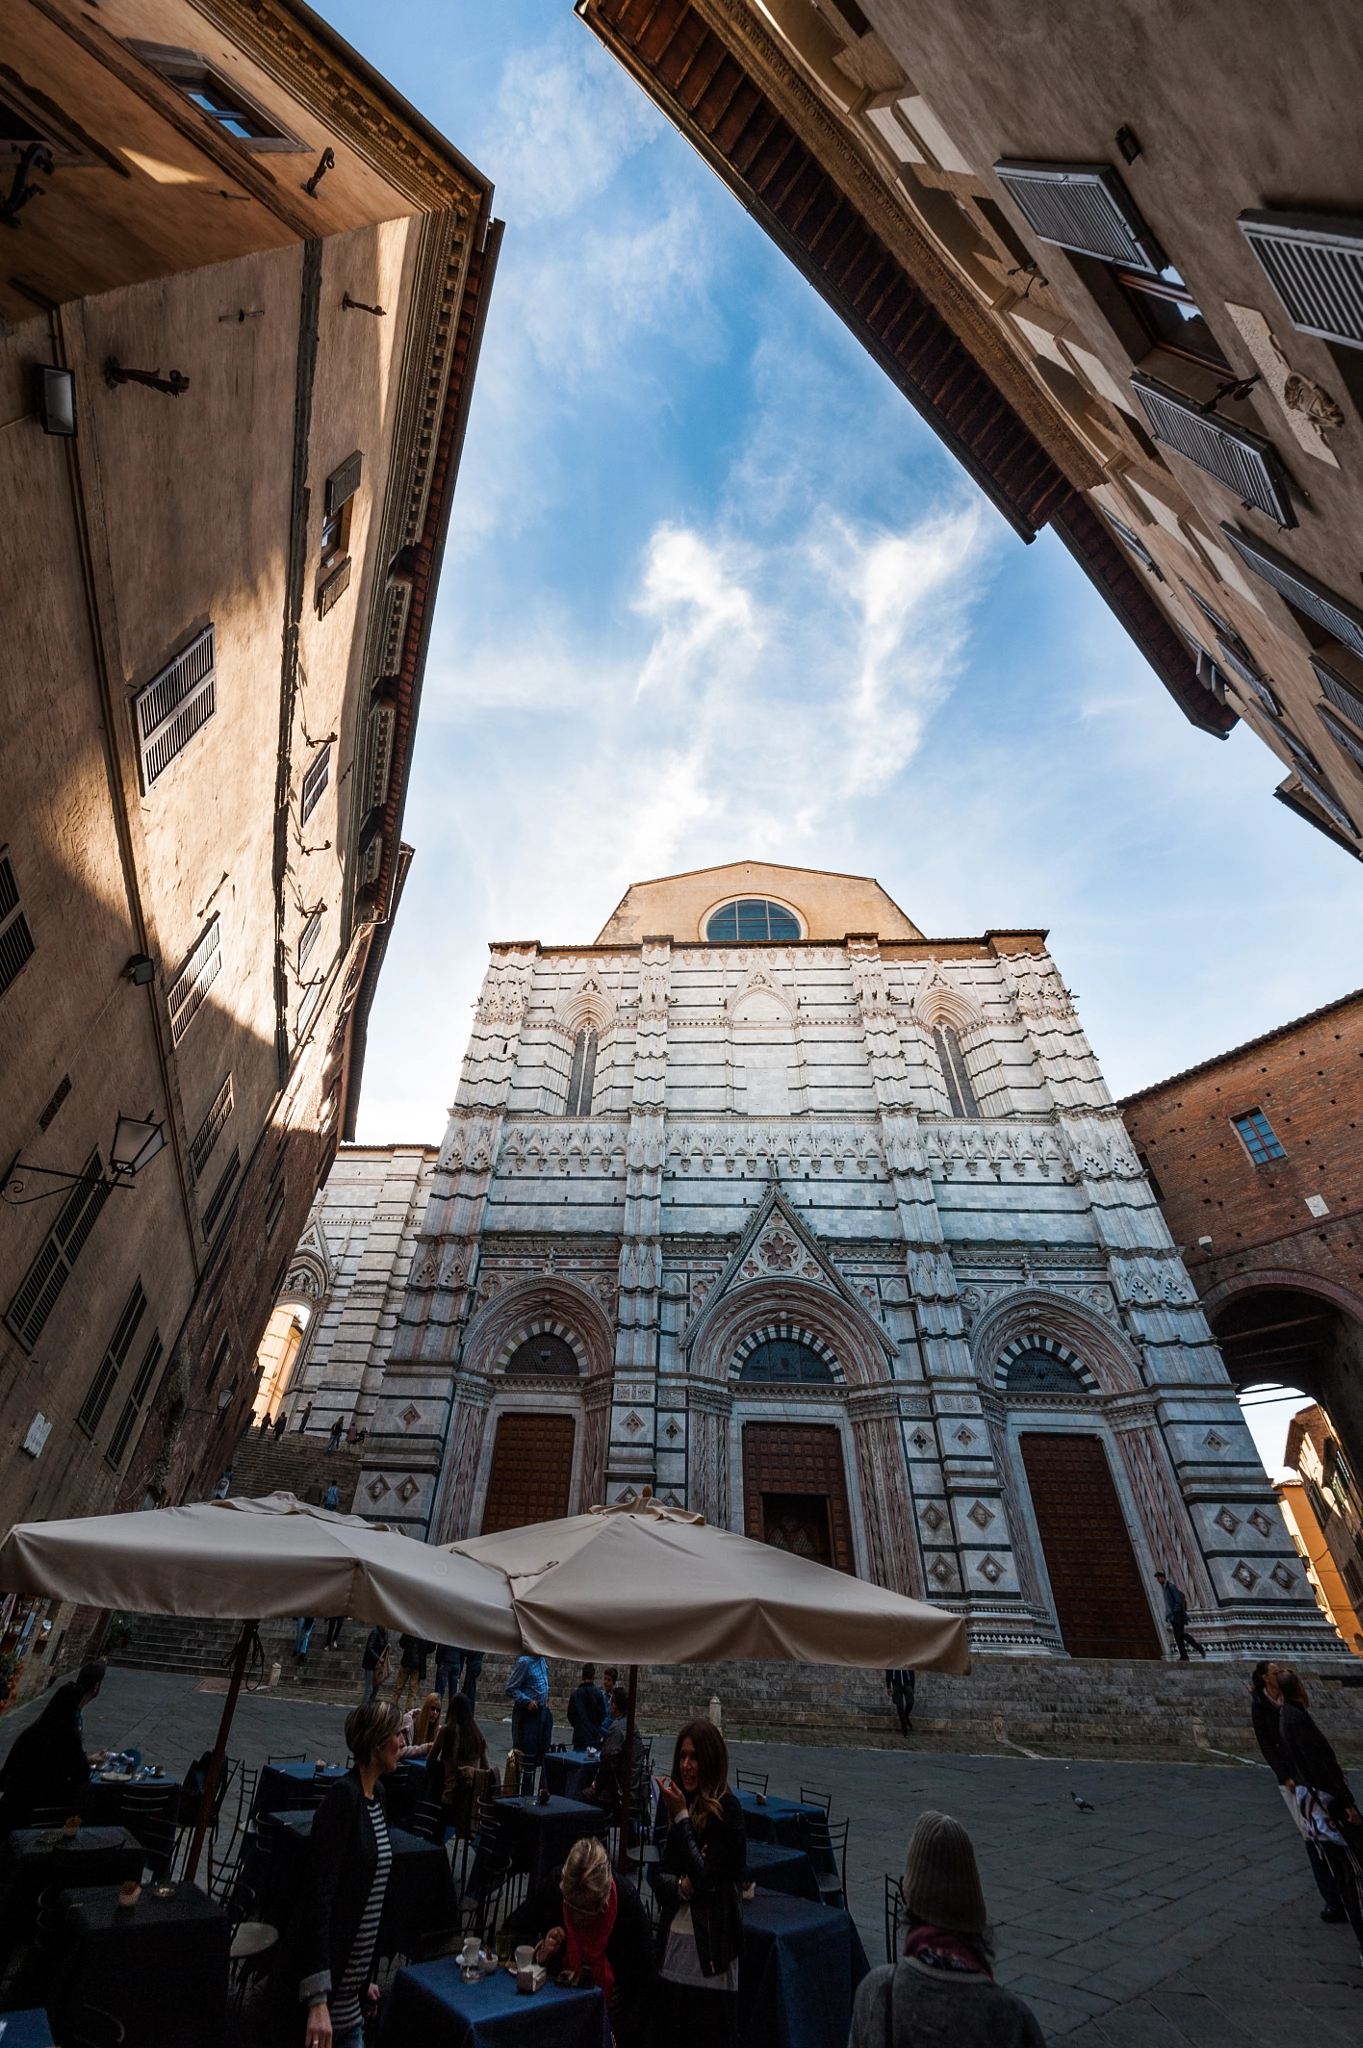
79, 1280, 147, 1438
300, 744, 331, 824
992, 161, 1165, 272
1112, 267, 1231, 371
134, 626, 216, 790
202, 1145, 241, 1241
1232, 1109, 1286, 1165
127, 43, 304, 149
189, 1073, 234, 1185
0, 845, 36, 1000
5, 1151, 110, 1353
1239, 211, 1363, 350
1131, 376, 1296, 528
298, 908, 324, 972
1313, 655, 1363, 730
167, 915, 222, 1046
1220, 525, 1363, 661
106, 1331, 163, 1467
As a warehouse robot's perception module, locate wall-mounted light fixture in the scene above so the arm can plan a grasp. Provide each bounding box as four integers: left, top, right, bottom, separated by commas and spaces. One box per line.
34, 364, 76, 436
303, 146, 335, 198
104, 357, 190, 397
125, 953, 156, 985
3, 1112, 167, 1207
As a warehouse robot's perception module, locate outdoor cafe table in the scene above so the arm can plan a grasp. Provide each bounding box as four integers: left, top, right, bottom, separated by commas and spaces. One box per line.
75, 1769, 183, 1829
379, 1957, 609, 2048
0, 1827, 145, 1939
738, 1891, 870, 2048
541, 1752, 599, 1800
385, 1758, 428, 1828
53, 1880, 229, 2048
743, 1840, 821, 1905
736, 1790, 838, 1886
0, 2011, 55, 2046
470, 1796, 608, 1893
251, 1759, 347, 1820
265, 1811, 457, 1955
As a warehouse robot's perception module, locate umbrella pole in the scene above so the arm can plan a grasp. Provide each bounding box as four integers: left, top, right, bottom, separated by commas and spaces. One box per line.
185, 1617, 257, 1885
616, 1663, 638, 1877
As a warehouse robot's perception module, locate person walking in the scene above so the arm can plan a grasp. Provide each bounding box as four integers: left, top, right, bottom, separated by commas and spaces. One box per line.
324, 1617, 345, 1652
850, 1811, 1044, 2048
886, 1668, 916, 1738
325, 1417, 345, 1453
1278, 1668, 1363, 1957
323, 1481, 340, 1513
294, 1617, 315, 1663
260, 1411, 274, 1436
1248, 1662, 1345, 1921
506, 1651, 553, 1784
392, 1636, 424, 1716
274, 1411, 289, 1441
1154, 1572, 1206, 1659
433, 1644, 461, 1706
359, 1626, 389, 1705
568, 1664, 609, 1749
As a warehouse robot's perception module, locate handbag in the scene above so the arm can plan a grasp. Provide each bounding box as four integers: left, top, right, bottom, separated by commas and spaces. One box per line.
373, 1646, 391, 1688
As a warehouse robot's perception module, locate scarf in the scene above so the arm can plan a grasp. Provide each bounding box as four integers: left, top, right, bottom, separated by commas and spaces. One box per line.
903, 1922, 991, 1977
564, 1879, 617, 2008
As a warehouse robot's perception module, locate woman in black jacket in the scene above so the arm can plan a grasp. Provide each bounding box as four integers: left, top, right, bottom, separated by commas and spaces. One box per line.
0, 1661, 107, 1842
650, 1719, 745, 2048
1249, 1661, 1345, 1921
504, 1835, 654, 2047
1278, 1668, 1363, 1956
267, 1699, 404, 2048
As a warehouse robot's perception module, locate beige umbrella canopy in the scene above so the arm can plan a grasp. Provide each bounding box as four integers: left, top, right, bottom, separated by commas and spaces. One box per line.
455, 1494, 969, 1672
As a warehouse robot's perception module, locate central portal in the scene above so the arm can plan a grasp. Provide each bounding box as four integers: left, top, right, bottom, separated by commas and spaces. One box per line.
1020, 1433, 1162, 1659
481, 1411, 576, 1533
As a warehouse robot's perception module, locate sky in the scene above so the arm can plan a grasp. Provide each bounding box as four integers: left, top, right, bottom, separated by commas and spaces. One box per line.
319, 3, 1358, 1474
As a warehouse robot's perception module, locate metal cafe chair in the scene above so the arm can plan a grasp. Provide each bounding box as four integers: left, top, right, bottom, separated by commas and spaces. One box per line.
798, 1785, 832, 1816
808, 1814, 850, 1909
409, 1798, 445, 1845
735, 1769, 768, 1797
884, 1872, 906, 1965
266, 1753, 307, 1765
64, 2006, 126, 2048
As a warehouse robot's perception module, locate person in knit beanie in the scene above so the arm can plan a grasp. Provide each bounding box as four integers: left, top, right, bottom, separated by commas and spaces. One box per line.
848, 1812, 1045, 2048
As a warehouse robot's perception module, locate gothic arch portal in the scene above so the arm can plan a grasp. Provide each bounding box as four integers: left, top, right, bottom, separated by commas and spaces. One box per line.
969, 1287, 1144, 1396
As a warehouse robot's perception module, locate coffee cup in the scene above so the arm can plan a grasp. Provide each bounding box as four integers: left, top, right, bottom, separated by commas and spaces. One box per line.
62, 1816, 80, 1839
514, 1946, 534, 1970
118, 1881, 141, 1909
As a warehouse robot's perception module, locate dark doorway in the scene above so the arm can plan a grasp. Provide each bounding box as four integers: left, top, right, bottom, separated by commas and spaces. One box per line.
760, 1492, 833, 1565
481, 1411, 575, 1533
742, 1422, 855, 1572
1020, 1433, 1162, 1659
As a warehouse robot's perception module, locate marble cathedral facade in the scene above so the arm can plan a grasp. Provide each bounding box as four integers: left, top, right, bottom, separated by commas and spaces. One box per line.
348, 862, 1339, 1658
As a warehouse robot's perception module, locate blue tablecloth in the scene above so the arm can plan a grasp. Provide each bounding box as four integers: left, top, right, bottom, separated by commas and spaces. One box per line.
744, 1841, 820, 1904
1, 1828, 146, 1939
735, 1792, 837, 1882
380, 1958, 609, 2048
252, 1761, 347, 1820
541, 1753, 598, 1800
0, 2010, 55, 2046
738, 1892, 870, 2048
469, 1797, 608, 1893
263, 1811, 457, 1956
75, 1772, 183, 1829
55, 1881, 229, 2048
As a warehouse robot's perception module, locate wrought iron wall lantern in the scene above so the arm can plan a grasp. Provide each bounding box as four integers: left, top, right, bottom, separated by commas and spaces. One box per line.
104, 357, 190, 397
3, 1114, 167, 1207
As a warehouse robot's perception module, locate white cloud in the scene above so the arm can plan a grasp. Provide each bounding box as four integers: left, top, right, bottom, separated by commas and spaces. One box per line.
476, 33, 662, 225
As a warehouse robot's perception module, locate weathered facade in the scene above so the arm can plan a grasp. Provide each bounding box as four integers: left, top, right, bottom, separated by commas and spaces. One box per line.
0, 0, 496, 1578
304, 861, 1340, 1660
1277, 1404, 1363, 1656
582, 0, 1363, 858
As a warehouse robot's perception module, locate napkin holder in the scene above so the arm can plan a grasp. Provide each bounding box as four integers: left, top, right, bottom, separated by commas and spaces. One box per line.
516, 1963, 548, 1995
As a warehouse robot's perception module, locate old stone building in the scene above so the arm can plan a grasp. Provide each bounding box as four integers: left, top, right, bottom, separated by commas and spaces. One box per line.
1277, 1404, 1363, 1655
295, 860, 1341, 1661
0, 0, 496, 1588
582, 0, 1363, 860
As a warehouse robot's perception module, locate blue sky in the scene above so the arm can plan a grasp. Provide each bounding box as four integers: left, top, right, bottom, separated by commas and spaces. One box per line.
321, 3, 1360, 1468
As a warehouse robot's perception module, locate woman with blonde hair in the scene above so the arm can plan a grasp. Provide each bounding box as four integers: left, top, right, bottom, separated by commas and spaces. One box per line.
502, 1833, 654, 2045
651, 1719, 745, 2047
400, 1692, 441, 1760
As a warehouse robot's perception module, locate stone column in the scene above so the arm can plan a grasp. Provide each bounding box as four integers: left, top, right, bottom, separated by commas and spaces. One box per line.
609, 937, 670, 1499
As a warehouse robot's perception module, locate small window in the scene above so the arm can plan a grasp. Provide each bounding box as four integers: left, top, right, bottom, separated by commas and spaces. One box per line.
204, 1330, 231, 1394
1131, 376, 1295, 528
739, 1338, 834, 1384
0, 845, 36, 1000
1112, 267, 1231, 371
79, 1280, 147, 1438
134, 626, 216, 789
705, 899, 802, 942
107, 1331, 164, 1468
933, 1025, 980, 1118
1004, 1349, 1085, 1394
565, 1027, 598, 1116
167, 916, 222, 1046
298, 908, 324, 971
1232, 1109, 1286, 1165
1214, 639, 1281, 717
300, 743, 331, 824
189, 1073, 234, 1185
128, 43, 305, 151
1222, 524, 1363, 663
4, 1150, 110, 1352
505, 1334, 579, 1377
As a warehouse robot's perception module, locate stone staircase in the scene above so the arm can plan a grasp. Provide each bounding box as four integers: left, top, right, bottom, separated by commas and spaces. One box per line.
225, 1431, 363, 1510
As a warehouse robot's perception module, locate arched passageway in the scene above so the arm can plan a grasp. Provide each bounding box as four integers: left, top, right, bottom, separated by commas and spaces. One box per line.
1210, 1284, 1363, 1489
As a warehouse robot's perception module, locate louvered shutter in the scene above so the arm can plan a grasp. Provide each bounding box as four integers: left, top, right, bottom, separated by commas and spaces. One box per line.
1239, 211, 1363, 349
296, 980, 322, 1041
4, 1151, 110, 1352
107, 1331, 163, 1466
1318, 702, 1363, 774
0, 846, 36, 999
135, 626, 216, 788
298, 908, 323, 971
1291, 766, 1357, 838
993, 161, 1165, 272
202, 1145, 241, 1240
1312, 655, 1363, 730
300, 742, 331, 823
79, 1280, 147, 1436
1219, 526, 1363, 660
1101, 510, 1163, 577
1130, 376, 1295, 526
189, 1074, 234, 1184
1211, 638, 1281, 716
325, 451, 363, 517
167, 916, 222, 1045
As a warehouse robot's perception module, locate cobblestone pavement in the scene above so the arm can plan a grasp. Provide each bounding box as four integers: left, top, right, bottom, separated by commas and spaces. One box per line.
4, 1671, 1361, 2042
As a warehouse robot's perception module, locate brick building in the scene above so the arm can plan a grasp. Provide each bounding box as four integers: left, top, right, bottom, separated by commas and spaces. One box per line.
1119, 988, 1363, 1520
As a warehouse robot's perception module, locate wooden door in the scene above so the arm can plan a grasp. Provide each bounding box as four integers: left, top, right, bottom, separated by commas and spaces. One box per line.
480, 1411, 576, 1534
1019, 1433, 1162, 1659
742, 1422, 855, 1572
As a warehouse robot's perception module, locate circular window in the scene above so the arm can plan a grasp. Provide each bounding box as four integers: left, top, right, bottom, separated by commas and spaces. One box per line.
505, 1334, 580, 1377
705, 899, 801, 943
739, 1338, 833, 1384
1003, 1349, 1084, 1394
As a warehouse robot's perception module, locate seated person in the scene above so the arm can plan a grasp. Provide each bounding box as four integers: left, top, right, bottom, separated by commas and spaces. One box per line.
0, 1660, 108, 1841
849, 1811, 1044, 2048
424, 1695, 497, 1837
503, 1835, 653, 2048
600, 1669, 619, 1732
399, 1692, 442, 1760
567, 1663, 608, 1751
582, 1687, 631, 1814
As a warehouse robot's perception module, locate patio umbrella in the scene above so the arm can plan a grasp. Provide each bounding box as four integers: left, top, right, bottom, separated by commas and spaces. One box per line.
0, 1493, 521, 1875
454, 1492, 968, 1866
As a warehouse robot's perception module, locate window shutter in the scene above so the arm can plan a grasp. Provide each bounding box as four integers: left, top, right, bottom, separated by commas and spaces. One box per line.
325, 451, 363, 517
1189, 646, 1230, 703
300, 742, 331, 823
1211, 637, 1281, 716
167, 915, 222, 1045
1318, 702, 1363, 774
0, 846, 36, 999
1313, 655, 1363, 730
316, 559, 352, 616
1219, 525, 1363, 661
107, 1331, 163, 1467
201, 1144, 241, 1241
135, 626, 216, 789
1291, 765, 1357, 838
189, 1073, 234, 1184
4, 1150, 109, 1352
79, 1280, 147, 1437
298, 908, 324, 971
1130, 376, 1295, 526
1258, 708, 1321, 774
296, 980, 322, 1041
992, 161, 1165, 272
1238, 211, 1363, 349
1101, 511, 1163, 578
